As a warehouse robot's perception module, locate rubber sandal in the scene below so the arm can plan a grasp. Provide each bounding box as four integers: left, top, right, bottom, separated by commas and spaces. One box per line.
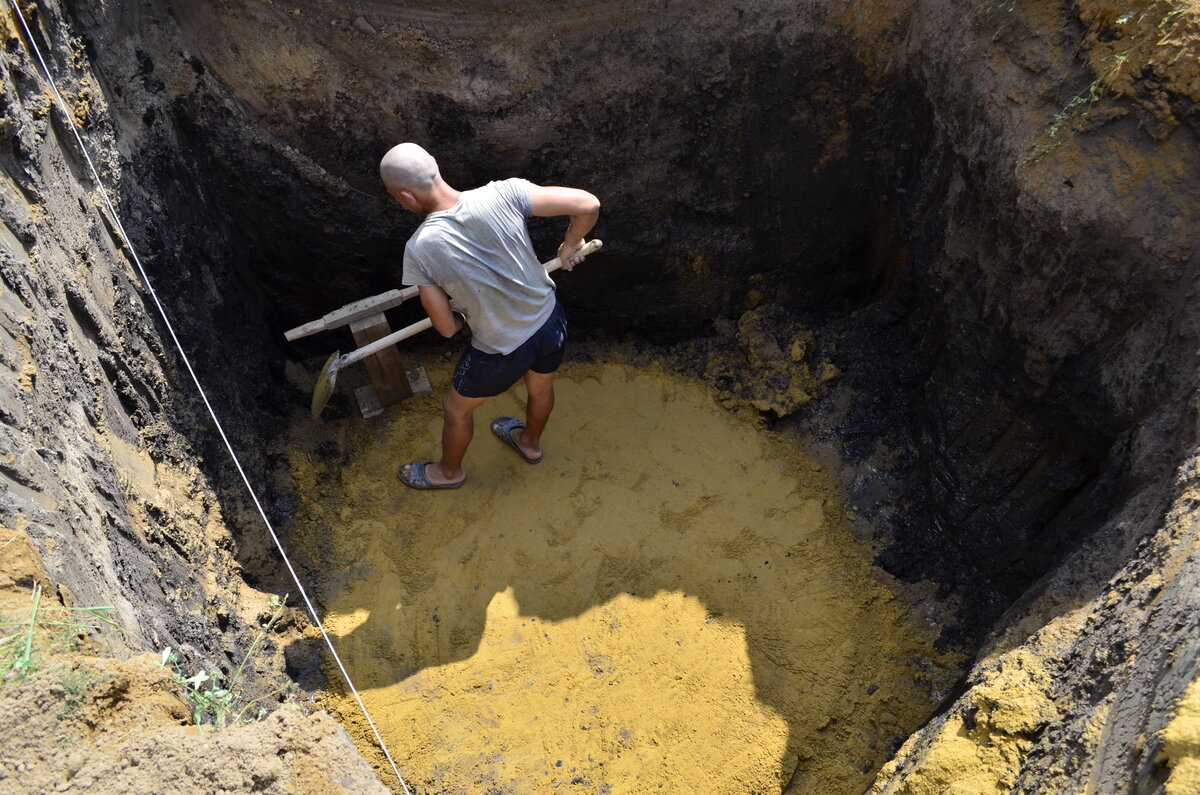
490, 417, 543, 463
397, 461, 465, 490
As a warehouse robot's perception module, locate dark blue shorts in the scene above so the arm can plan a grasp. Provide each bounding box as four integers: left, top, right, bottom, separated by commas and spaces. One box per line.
452, 301, 568, 398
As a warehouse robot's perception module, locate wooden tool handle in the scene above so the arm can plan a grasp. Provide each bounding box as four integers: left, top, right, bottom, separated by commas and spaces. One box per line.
339, 239, 603, 368
545, 238, 603, 275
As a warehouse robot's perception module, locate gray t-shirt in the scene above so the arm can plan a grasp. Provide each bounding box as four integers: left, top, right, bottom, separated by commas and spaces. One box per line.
402, 178, 555, 355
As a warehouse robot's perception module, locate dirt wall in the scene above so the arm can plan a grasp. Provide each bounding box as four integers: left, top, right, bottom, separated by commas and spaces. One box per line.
869, 1, 1200, 789
76, 0, 927, 338
1, 0, 273, 677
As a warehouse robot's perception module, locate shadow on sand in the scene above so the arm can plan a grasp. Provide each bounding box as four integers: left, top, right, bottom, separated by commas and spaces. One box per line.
284, 362, 958, 794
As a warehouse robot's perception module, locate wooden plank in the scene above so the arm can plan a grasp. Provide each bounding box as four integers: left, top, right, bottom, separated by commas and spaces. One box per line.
350, 313, 413, 404
355, 367, 429, 419
284, 285, 420, 341
406, 365, 432, 396
353, 384, 385, 419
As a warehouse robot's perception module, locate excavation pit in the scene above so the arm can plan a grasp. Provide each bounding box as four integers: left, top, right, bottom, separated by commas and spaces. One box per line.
4, 0, 1200, 791
283, 360, 960, 793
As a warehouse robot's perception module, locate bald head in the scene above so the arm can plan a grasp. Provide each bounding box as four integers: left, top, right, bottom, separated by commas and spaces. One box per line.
379, 143, 440, 193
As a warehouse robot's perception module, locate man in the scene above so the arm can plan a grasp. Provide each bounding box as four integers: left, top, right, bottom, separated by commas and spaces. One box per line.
380, 143, 600, 489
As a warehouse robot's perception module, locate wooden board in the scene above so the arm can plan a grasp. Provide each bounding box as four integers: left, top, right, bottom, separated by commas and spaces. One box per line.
353, 384, 386, 419
354, 366, 431, 418
406, 365, 432, 397
350, 312, 413, 406
284, 285, 420, 341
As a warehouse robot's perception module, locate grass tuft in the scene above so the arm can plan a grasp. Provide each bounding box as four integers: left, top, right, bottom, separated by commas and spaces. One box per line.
1, 583, 120, 687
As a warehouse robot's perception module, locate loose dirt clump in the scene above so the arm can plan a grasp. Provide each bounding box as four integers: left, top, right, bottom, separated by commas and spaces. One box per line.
0, 655, 389, 794
872, 649, 1057, 793
713, 306, 838, 417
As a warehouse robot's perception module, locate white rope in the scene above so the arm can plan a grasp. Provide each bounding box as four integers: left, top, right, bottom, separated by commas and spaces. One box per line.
8, 4, 413, 792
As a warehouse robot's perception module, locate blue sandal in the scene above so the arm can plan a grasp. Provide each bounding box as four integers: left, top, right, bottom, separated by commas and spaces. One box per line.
490, 417, 543, 464
397, 461, 465, 490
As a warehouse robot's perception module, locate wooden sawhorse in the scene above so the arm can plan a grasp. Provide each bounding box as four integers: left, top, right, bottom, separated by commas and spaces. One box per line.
286, 287, 432, 418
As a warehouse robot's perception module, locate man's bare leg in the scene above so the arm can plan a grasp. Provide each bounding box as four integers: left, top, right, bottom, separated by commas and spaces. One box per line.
516, 370, 555, 461
401, 387, 486, 485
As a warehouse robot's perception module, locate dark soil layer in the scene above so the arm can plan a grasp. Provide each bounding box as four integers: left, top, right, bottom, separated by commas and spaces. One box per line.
3, 0, 1200, 791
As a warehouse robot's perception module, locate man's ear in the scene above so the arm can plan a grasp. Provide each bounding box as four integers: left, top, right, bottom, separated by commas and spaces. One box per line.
388, 187, 420, 212
400, 190, 425, 213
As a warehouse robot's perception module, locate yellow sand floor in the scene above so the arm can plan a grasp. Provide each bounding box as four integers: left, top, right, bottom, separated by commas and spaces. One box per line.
288, 361, 957, 794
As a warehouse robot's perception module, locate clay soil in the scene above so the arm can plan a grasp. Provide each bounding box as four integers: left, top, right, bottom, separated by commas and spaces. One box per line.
0, 530, 388, 794
283, 358, 962, 794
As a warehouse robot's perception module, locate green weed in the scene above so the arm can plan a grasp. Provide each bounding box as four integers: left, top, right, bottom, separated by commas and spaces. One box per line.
1020, 50, 1130, 167
1159, 9, 1185, 31
1, 583, 120, 686
158, 594, 289, 729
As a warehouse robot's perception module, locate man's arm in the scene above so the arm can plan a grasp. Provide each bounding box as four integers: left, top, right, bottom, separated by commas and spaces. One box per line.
529, 185, 600, 270
418, 284, 466, 338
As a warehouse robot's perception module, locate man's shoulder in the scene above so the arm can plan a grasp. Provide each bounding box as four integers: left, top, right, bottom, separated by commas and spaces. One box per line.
483, 177, 530, 189
490, 176, 532, 193
403, 220, 443, 266
479, 177, 532, 215
402, 223, 442, 285
407, 215, 446, 247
